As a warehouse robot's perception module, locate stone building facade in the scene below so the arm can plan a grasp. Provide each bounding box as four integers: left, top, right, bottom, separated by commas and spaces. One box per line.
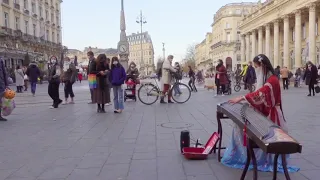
0, 0, 64, 70
127, 32, 155, 74
240, 0, 320, 69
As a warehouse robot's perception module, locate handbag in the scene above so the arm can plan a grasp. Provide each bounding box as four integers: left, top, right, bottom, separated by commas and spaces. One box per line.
88, 74, 97, 89
1, 98, 15, 116
315, 85, 320, 93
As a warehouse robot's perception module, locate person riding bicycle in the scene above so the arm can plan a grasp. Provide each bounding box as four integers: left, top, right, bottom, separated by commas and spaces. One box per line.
160, 55, 177, 104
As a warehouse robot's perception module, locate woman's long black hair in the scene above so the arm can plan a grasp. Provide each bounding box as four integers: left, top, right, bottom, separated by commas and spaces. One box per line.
253, 54, 275, 84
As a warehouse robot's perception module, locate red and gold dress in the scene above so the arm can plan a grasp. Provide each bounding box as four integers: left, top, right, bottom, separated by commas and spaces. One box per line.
221, 75, 299, 172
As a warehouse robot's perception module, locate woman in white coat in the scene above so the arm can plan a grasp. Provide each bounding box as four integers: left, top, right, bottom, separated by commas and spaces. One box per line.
160, 55, 176, 103
15, 65, 25, 93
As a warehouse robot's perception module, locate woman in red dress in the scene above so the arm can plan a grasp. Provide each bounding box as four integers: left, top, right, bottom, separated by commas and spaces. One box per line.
221, 54, 299, 173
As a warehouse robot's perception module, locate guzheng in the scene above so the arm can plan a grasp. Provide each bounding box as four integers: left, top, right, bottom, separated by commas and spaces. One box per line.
217, 102, 302, 155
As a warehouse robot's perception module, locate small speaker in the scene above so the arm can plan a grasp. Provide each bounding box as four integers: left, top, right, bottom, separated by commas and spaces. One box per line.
180, 130, 190, 153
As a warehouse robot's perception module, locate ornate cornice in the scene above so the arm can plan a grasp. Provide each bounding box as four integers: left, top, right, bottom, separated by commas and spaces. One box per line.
293, 9, 301, 16
307, 3, 316, 12
283, 14, 289, 22
273, 19, 280, 24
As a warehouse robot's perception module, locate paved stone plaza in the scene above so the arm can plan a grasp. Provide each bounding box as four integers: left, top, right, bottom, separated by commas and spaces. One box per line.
0, 81, 319, 180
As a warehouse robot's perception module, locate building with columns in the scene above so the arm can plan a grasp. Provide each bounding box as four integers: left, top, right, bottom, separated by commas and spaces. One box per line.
195, 3, 256, 71
0, 0, 63, 69
240, 0, 320, 70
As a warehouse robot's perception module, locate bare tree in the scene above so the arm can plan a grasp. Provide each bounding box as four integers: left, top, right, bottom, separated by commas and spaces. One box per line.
182, 43, 196, 71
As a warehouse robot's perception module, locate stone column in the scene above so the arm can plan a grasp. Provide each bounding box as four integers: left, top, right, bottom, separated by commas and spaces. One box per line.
283, 15, 290, 68
241, 34, 246, 63
309, 3, 317, 64
265, 24, 271, 58
273, 20, 279, 66
258, 27, 263, 54
251, 30, 257, 60
245, 33, 250, 63
294, 10, 302, 68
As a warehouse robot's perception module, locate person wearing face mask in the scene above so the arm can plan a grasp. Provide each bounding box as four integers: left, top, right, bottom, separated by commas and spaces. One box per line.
48, 56, 62, 109
303, 61, 318, 96
222, 54, 299, 173
160, 55, 177, 103
109, 57, 126, 113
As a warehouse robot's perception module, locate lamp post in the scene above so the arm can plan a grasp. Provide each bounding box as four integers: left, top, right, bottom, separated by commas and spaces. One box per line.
136, 10, 147, 74
162, 42, 165, 61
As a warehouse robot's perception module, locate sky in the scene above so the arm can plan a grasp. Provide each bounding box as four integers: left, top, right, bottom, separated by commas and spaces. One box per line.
61, 0, 260, 62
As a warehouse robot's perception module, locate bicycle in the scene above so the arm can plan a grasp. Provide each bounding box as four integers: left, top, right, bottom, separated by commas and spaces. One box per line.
233, 80, 256, 92
138, 75, 191, 105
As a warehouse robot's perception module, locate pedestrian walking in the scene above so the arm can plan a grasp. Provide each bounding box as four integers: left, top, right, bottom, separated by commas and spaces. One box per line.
280, 66, 290, 90
14, 66, 24, 93
62, 57, 77, 105
188, 66, 197, 92
0, 57, 9, 121
304, 61, 318, 96
48, 56, 62, 108
109, 57, 126, 113
215, 59, 228, 96
26, 62, 40, 96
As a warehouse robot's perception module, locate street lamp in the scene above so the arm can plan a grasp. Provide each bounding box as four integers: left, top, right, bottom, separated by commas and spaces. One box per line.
136, 10, 147, 74
162, 42, 165, 61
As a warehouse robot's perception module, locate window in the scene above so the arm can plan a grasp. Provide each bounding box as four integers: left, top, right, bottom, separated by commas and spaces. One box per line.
32, 3, 36, 13
57, 33, 60, 43
235, 9, 241, 14
24, 0, 28, 9
52, 32, 55, 42
4, 12, 9, 28
45, 10, 48, 20
46, 30, 49, 40
33, 24, 36, 36
25, 20, 28, 34
316, 19, 318, 36
56, 16, 59, 24
226, 22, 230, 28
39, 6, 43, 17
15, 17, 20, 30
226, 32, 231, 42
51, 13, 54, 22
302, 23, 306, 39
292, 28, 295, 41
237, 31, 240, 41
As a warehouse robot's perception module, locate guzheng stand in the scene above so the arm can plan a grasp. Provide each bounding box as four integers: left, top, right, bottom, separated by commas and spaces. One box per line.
216, 111, 293, 180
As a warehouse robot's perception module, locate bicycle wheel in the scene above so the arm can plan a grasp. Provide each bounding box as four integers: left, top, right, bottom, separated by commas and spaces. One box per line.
234, 85, 241, 92
171, 82, 191, 104
138, 83, 160, 105
251, 84, 256, 92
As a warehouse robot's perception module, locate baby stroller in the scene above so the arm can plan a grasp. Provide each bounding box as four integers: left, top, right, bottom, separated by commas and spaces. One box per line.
124, 74, 138, 102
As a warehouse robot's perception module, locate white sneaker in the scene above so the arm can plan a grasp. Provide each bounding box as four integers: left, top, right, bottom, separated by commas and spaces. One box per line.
62, 101, 68, 105
222, 94, 225, 97
214, 94, 218, 97
106, 103, 112, 106
49, 106, 55, 109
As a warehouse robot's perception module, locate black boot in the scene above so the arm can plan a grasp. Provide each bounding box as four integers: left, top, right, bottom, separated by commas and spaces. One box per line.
168, 100, 174, 104
101, 104, 106, 113
160, 97, 166, 104
97, 104, 102, 113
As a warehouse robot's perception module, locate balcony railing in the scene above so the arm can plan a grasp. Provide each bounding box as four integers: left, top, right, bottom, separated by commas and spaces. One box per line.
2, 0, 9, 5
14, 30, 22, 37
14, 3, 20, 10
211, 40, 240, 49
0, 27, 13, 36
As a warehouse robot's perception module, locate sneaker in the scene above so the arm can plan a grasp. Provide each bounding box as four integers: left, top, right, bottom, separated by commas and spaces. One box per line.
222, 94, 225, 97
0, 117, 7, 121
168, 101, 174, 104
62, 101, 68, 105
105, 103, 112, 106
49, 106, 56, 109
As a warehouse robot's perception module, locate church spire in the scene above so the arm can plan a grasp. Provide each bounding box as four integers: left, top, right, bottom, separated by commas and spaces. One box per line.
120, 0, 126, 34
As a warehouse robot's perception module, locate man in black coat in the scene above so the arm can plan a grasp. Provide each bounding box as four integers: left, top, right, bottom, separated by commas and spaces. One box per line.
26, 62, 40, 96
304, 61, 318, 96
87, 51, 95, 104
244, 61, 256, 92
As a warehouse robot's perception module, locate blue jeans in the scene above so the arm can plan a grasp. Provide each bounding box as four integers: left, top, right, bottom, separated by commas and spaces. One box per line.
173, 83, 182, 95
30, 81, 37, 94
113, 85, 124, 110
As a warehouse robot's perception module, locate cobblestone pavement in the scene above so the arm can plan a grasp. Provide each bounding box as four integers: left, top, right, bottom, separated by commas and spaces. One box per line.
1, 80, 319, 180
